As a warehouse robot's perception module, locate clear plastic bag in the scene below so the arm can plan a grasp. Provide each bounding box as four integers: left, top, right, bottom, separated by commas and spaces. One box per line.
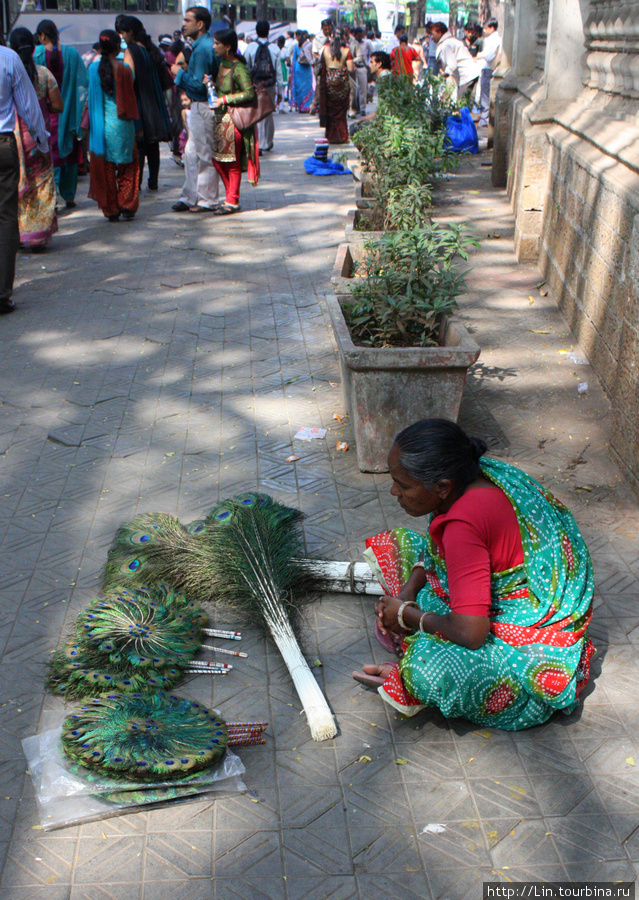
23, 711, 246, 831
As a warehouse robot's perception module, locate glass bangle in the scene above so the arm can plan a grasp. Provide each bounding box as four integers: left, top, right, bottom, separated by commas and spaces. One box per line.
397, 601, 419, 631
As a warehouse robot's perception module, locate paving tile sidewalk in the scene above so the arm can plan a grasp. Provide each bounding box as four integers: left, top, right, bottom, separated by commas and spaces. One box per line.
0, 114, 637, 900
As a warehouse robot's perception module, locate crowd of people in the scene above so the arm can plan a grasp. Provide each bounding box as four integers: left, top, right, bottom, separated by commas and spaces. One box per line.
0, 10, 501, 315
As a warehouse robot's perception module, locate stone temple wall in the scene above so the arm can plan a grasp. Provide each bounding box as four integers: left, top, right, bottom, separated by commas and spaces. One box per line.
492, 0, 639, 491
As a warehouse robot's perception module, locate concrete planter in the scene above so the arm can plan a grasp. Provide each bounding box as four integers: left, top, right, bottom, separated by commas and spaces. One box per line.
344, 208, 384, 245
354, 181, 378, 210
326, 244, 481, 472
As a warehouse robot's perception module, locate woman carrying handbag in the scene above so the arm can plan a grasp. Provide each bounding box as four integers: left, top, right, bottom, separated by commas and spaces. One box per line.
205, 29, 263, 216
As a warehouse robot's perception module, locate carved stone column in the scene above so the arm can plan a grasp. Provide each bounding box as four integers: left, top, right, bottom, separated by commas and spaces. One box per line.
512, 0, 539, 76
544, 0, 587, 98
583, 0, 639, 99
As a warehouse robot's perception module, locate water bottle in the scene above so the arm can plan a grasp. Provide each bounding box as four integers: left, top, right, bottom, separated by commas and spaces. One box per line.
207, 79, 218, 109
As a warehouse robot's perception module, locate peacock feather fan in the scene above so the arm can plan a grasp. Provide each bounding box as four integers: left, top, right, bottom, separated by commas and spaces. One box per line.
61, 692, 229, 781
47, 584, 207, 699
47, 641, 186, 699
74, 588, 206, 668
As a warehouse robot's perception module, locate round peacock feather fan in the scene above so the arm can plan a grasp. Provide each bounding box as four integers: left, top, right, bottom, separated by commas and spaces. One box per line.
47, 584, 207, 698
61, 692, 229, 781
74, 589, 206, 668
47, 641, 186, 698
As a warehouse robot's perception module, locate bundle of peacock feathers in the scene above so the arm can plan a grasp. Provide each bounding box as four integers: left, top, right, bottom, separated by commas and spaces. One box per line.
101, 492, 336, 741
199, 493, 337, 740
61, 692, 229, 781
47, 584, 207, 699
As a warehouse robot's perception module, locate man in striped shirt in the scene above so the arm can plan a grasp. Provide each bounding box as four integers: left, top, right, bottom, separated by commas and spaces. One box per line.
0, 45, 49, 314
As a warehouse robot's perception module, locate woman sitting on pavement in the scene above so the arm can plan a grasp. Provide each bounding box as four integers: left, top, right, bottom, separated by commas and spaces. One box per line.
204, 29, 258, 216
353, 418, 595, 731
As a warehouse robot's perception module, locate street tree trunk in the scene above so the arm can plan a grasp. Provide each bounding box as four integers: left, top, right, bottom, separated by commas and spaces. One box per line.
408, 0, 426, 39
449, 0, 459, 35
256, 0, 268, 22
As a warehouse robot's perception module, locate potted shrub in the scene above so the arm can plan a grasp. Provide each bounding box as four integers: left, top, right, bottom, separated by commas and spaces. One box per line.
327, 226, 480, 472
348, 74, 460, 237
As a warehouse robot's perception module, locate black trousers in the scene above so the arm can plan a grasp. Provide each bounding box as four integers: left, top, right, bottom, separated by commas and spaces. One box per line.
0, 133, 20, 303
137, 139, 160, 189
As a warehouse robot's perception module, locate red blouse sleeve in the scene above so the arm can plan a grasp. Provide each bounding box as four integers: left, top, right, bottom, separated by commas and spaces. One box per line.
429, 485, 525, 618
440, 519, 492, 617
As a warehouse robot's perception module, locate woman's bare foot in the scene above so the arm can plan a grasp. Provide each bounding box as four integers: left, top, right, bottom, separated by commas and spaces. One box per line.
352, 661, 397, 689
362, 662, 396, 679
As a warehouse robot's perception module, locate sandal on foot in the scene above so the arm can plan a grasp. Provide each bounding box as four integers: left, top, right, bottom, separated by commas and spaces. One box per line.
374, 619, 404, 656
214, 203, 241, 216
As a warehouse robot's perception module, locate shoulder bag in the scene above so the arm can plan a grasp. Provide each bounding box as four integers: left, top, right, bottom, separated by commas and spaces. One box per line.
228, 82, 275, 131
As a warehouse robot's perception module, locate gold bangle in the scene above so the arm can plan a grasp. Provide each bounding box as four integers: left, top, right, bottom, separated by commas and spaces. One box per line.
419, 613, 430, 634
397, 600, 419, 632
411, 561, 426, 572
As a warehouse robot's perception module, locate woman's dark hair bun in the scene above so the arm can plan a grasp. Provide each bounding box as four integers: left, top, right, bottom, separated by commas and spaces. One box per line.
394, 418, 487, 491
469, 436, 488, 460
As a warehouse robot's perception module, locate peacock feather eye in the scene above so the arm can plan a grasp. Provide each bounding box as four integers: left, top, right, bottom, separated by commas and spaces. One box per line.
186, 520, 206, 534
130, 532, 152, 545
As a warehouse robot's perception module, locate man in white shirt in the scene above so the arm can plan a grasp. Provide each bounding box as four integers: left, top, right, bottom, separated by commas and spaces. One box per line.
432, 21, 480, 100
476, 18, 501, 126
0, 45, 49, 313
283, 30, 296, 61
386, 24, 406, 55
244, 21, 284, 153
349, 27, 369, 117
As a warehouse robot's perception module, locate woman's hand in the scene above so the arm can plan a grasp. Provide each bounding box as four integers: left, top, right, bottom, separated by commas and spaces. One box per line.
212, 97, 225, 108
202, 74, 211, 84
374, 595, 404, 635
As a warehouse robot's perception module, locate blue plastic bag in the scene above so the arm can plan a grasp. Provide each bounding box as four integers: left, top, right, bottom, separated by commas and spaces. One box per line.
304, 157, 349, 176
445, 107, 478, 154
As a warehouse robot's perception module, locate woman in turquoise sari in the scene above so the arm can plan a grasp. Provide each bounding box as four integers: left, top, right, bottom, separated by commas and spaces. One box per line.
291, 31, 313, 113
353, 419, 595, 731
34, 20, 88, 209
88, 31, 139, 222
